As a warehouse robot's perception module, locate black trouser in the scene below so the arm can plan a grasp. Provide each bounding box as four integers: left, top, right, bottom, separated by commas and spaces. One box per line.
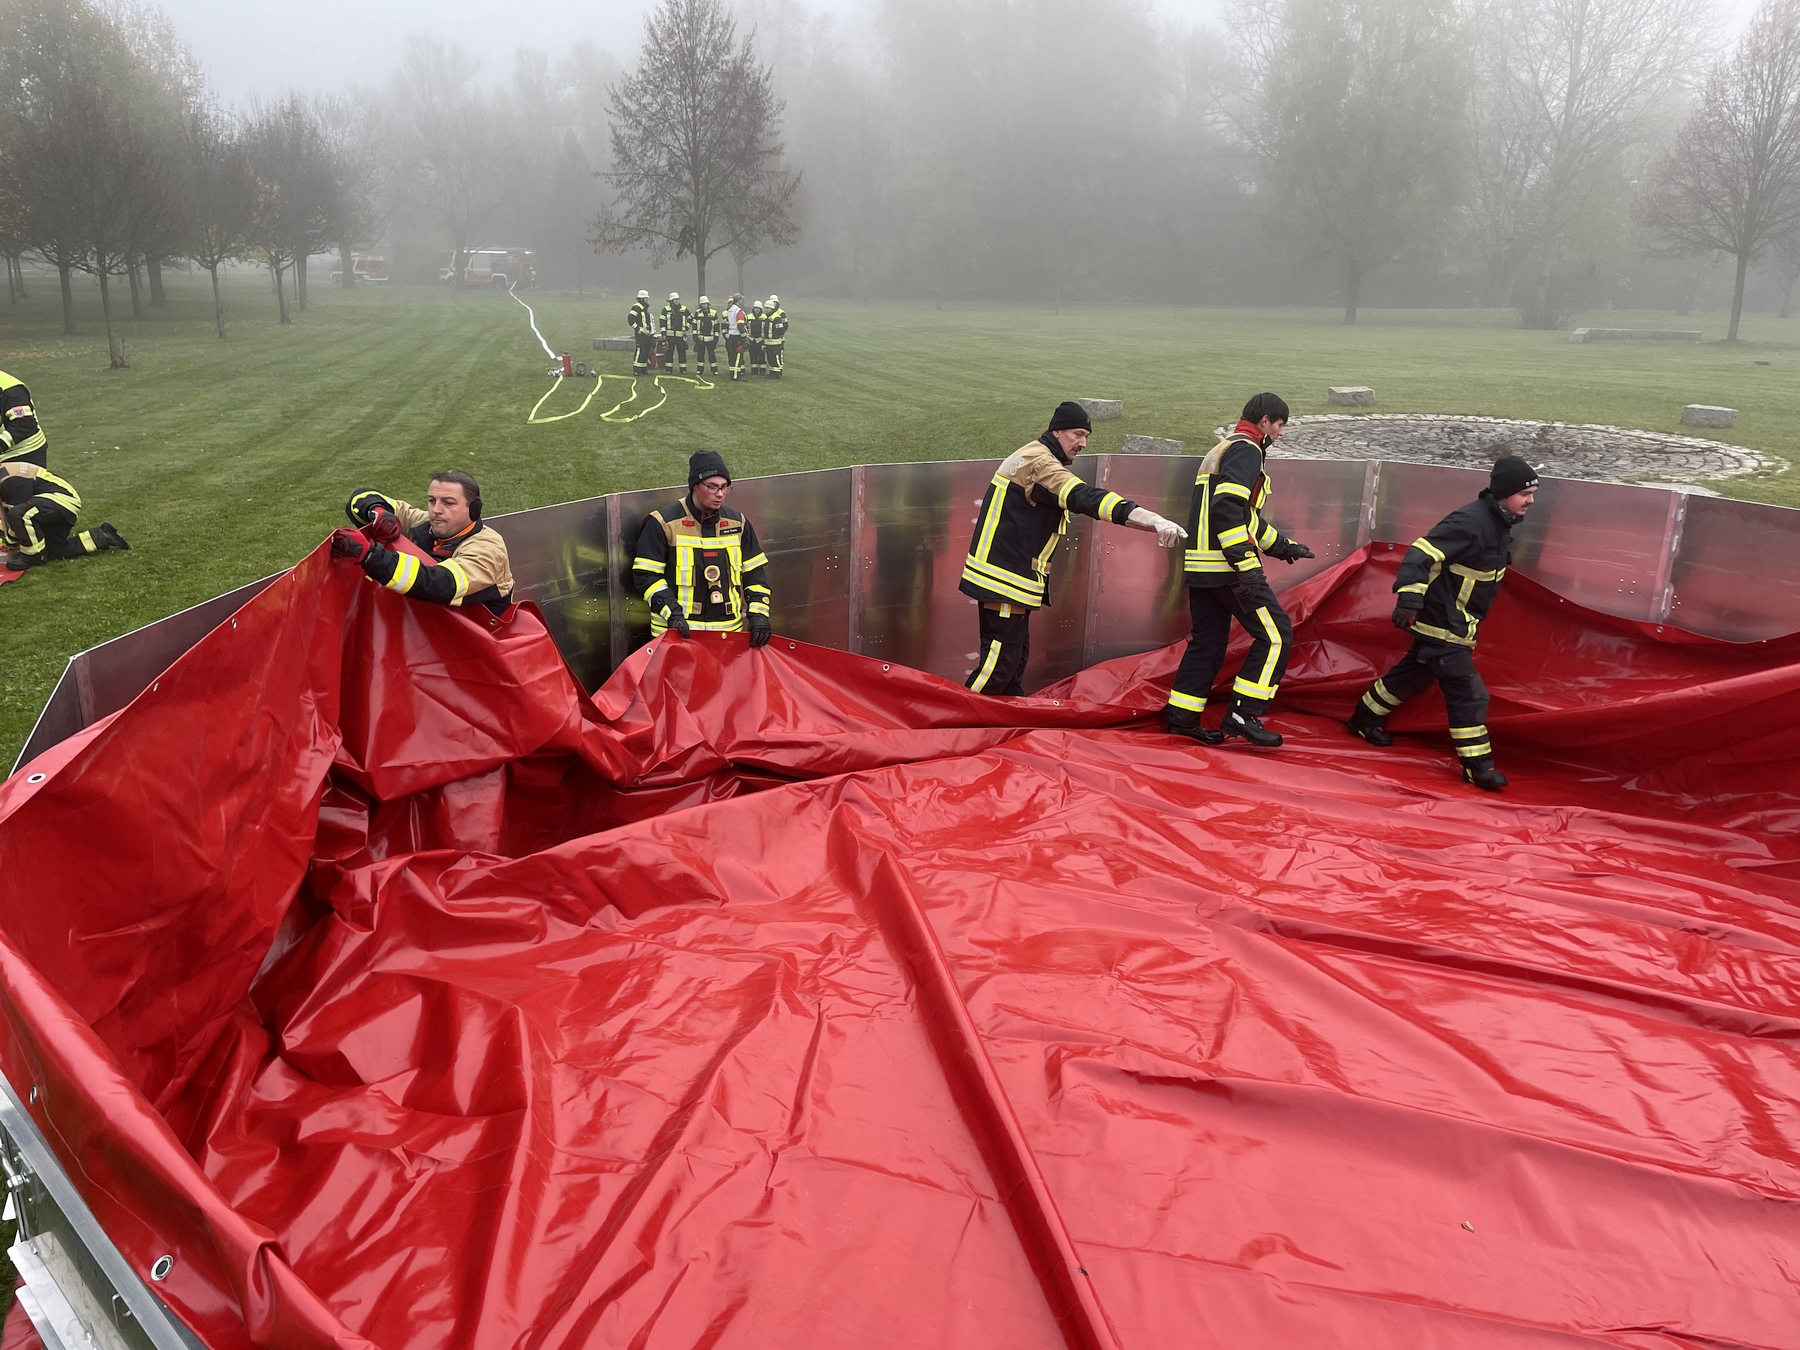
966, 603, 1032, 696
749, 340, 766, 374
667, 335, 688, 370
1359, 637, 1494, 763
5, 499, 102, 563
696, 337, 718, 372
766, 341, 784, 377
1167, 579, 1293, 717
633, 333, 654, 375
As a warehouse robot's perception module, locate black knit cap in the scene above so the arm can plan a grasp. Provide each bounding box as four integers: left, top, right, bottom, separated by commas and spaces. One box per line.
1490, 455, 1538, 498
1047, 401, 1092, 433
688, 450, 731, 486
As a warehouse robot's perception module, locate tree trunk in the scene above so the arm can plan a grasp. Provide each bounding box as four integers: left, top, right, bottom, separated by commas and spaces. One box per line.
1781, 272, 1795, 319
98, 271, 126, 368
1725, 249, 1750, 342
340, 241, 356, 289
127, 260, 143, 319
296, 255, 309, 310
7, 255, 21, 303
696, 255, 706, 298
1343, 260, 1363, 326
272, 260, 290, 325
735, 255, 745, 294
210, 264, 226, 339
58, 263, 76, 334
148, 257, 166, 306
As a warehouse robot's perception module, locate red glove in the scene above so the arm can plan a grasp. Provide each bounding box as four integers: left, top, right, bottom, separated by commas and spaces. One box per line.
366, 507, 402, 545
330, 528, 372, 563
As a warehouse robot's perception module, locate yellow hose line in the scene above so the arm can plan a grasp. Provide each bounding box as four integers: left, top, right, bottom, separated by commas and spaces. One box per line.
527, 371, 715, 426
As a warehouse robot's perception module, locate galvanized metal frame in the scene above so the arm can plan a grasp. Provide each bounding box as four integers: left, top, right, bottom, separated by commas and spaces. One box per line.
14, 458, 1799, 774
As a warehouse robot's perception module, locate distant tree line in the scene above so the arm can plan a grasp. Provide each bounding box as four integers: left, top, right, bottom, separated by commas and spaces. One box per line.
3, 0, 1799, 349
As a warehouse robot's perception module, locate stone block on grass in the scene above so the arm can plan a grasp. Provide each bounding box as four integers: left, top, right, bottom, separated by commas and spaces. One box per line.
1121, 435, 1184, 455
1328, 386, 1375, 406
594, 336, 635, 351
1681, 404, 1737, 428
1077, 398, 1122, 421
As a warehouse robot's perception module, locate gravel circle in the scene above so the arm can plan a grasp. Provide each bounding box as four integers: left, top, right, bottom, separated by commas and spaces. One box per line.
1268, 413, 1784, 492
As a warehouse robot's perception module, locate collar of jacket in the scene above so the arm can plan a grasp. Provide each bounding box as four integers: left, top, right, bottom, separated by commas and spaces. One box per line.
1479, 488, 1521, 528
430, 518, 480, 555
1232, 419, 1270, 447
1037, 430, 1073, 466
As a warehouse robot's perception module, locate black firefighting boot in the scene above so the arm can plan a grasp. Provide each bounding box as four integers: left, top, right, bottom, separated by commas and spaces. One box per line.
1346, 704, 1392, 747
96, 522, 129, 551
3, 552, 41, 569
1461, 756, 1508, 792
1165, 707, 1224, 746
1222, 704, 1282, 748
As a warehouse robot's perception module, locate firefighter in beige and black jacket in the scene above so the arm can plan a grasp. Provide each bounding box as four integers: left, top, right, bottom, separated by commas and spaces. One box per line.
959, 401, 1186, 696
334, 471, 515, 616
633, 451, 773, 645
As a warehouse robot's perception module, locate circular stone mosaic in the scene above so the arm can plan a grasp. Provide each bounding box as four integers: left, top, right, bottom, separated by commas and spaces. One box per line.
1265, 414, 1784, 495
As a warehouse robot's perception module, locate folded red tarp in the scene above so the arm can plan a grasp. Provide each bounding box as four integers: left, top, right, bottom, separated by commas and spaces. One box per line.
0, 543, 1796, 1350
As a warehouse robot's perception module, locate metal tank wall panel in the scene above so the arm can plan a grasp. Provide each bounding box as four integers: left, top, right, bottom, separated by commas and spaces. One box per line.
15, 455, 1800, 773
1670, 494, 1800, 641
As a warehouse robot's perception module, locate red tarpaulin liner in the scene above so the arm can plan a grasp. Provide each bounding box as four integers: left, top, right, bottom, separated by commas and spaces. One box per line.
0, 540, 1796, 1350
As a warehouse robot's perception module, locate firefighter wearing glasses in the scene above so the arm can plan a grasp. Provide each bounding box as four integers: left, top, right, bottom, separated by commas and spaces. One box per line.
1, 462, 127, 567
1345, 455, 1538, 791
633, 451, 772, 646
0, 371, 49, 466
628, 290, 655, 376
961, 401, 1186, 696
1164, 393, 1315, 747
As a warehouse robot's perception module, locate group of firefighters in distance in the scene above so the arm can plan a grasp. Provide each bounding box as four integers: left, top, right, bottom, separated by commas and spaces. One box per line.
332, 391, 1536, 794
627, 291, 787, 381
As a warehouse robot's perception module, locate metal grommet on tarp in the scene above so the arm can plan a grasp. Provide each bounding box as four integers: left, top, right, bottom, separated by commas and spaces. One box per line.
150, 1255, 173, 1282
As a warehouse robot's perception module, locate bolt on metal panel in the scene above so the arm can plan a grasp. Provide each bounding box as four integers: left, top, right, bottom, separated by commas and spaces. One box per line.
1668, 495, 1800, 641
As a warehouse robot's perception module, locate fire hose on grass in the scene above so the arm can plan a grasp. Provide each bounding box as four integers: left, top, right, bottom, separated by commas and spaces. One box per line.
510, 281, 713, 425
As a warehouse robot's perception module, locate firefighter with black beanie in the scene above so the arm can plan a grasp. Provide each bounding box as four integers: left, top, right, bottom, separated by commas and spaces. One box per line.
1164, 392, 1315, 747
961, 401, 1186, 696
632, 451, 773, 645
1346, 455, 1538, 791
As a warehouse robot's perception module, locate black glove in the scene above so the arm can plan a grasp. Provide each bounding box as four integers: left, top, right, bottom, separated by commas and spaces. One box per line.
1227, 566, 1277, 612
1391, 603, 1419, 631
664, 607, 691, 639
1266, 539, 1315, 564
747, 613, 772, 647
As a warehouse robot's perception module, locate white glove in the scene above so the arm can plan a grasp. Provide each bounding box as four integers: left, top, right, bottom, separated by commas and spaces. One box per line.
1128, 506, 1188, 549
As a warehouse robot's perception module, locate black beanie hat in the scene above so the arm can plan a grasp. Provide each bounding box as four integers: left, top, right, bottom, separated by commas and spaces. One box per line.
1490, 455, 1538, 499
1047, 401, 1092, 433
688, 450, 731, 486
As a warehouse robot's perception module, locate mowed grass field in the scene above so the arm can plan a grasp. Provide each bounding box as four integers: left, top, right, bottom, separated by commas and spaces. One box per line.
2, 272, 1797, 765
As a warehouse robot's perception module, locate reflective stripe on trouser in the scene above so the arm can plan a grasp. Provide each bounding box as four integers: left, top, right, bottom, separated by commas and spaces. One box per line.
8, 501, 102, 561
1357, 637, 1491, 755
966, 603, 1031, 696
634, 334, 655, 374
1168, 584, 1292, 716
697, 338, 719, 371
766, 343, 783, 376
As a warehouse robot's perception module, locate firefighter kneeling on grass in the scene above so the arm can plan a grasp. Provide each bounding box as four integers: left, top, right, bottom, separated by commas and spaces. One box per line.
1346, 455, 1537, 791
1, 462, 127, 568
332, 470, 514, 616
962, 401, 1186, 695
633, 451, 773, 646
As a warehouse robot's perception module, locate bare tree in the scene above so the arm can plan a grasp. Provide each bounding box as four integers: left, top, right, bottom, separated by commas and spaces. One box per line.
1642, 0, 1800, 341
245, 96, 337, 324
593, 0, 801, 296
180, 104, 257, 338
314, 89, 388, 292
390, 35, 513, 285
1466, 0, 1704, 327
1255, 0, 1470, 323
1770, 226, 1800, 316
